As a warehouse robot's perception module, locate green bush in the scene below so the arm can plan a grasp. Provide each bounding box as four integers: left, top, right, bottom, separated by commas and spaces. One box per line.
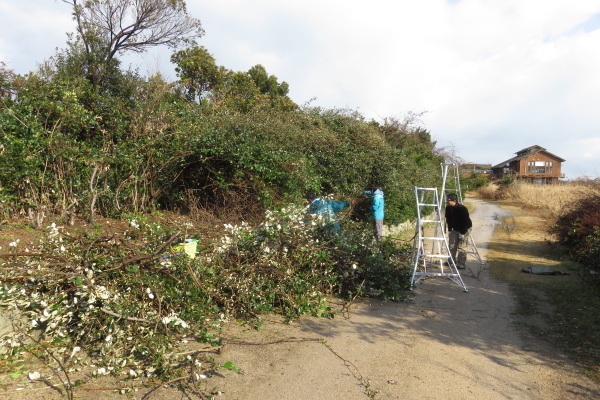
1, 54, 444, 228
551, 193, 600, 285
166, 106, 442, 226
496, 174, 515, 187
461, 172, 490, 192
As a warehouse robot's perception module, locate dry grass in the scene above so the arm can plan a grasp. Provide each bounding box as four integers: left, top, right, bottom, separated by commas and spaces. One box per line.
476, 181, 600, 219
472, 184, 499, 200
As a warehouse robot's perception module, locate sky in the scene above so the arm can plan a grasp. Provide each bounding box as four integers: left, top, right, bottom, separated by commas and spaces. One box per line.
1, 0, 599, 179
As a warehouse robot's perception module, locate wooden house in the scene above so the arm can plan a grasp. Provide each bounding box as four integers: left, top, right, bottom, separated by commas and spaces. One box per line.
491, 145, 566, 183
460, 163, 493, 175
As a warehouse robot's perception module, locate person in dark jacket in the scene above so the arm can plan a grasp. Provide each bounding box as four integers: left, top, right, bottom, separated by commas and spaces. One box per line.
305, 191, 350, 233
444, 193, 472, 268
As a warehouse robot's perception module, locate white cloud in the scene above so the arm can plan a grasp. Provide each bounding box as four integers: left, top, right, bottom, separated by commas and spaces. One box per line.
0, 0, 74, 73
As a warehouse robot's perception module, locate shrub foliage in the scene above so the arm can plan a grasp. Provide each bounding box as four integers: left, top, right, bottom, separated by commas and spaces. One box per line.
460, 172, 490, 192
0, 57, 443, 225
552, 192, 600, 285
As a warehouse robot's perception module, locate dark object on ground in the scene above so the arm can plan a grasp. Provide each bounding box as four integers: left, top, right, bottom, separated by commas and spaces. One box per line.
521, 265, 568, 275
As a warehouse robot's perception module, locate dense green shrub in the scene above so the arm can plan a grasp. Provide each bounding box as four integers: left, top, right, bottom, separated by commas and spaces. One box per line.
165, 106, 442, 226
1, 45, 444, 227
496, 174, 515, 187
460, 172, 490, 192
552, 193, 600, 285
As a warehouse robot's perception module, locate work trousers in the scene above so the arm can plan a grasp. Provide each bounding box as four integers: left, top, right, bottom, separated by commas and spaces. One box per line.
448, 227, 471, 268
374, 219, 383, 241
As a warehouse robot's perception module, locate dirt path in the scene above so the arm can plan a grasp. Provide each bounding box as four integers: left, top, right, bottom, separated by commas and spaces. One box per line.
203, 199, 600, 400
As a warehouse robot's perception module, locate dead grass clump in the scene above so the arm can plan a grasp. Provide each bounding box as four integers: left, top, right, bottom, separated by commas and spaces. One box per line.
184, 184, 266, 227
475, 183, 501, 200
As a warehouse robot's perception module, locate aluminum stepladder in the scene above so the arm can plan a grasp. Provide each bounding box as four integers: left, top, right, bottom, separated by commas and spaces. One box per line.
440, 163, 485, 266
410, 186, 468, 292
439, 163, 462, 204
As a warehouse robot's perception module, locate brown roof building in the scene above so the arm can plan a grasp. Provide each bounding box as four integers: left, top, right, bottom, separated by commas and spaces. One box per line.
491, 145, 566, 183
460, 164, 493, 175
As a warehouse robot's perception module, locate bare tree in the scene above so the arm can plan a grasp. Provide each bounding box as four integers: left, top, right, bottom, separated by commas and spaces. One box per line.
0, 61, 16, 100
433, 142, 467, 165
62, 0, 204, 83
380, 112, 433, 150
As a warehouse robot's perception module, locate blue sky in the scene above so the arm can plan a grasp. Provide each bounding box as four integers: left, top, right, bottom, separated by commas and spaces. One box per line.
1, 0, 599, 179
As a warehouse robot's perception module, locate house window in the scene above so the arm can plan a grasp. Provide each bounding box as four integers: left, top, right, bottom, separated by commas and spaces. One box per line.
527, 161, 553, 174
535, 162, 545, 173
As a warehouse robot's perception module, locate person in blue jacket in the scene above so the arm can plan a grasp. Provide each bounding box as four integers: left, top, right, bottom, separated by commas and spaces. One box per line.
364, 186, 384, 241
305, 191, 351, 233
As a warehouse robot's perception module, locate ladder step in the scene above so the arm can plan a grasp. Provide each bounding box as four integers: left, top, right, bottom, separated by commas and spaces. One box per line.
413, 272, 461, 277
